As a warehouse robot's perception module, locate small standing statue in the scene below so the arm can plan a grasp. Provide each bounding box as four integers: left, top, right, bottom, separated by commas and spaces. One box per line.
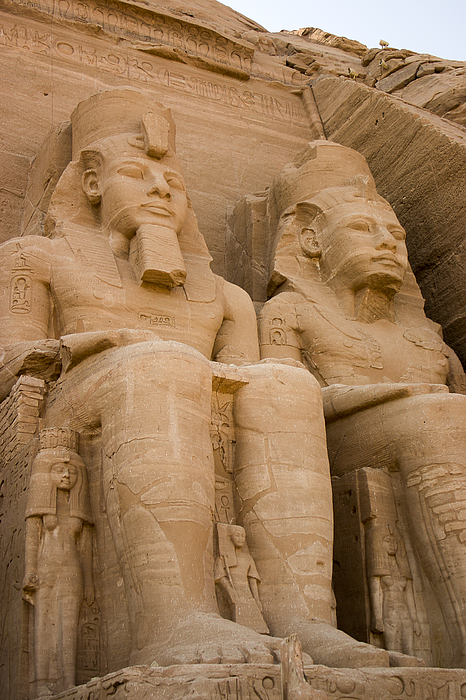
22, 428, 94, 698
215, 524, 269, 634
366, 524, 421, 656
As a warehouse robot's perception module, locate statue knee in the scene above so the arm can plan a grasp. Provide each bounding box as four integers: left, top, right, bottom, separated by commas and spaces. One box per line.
236, 360, 324, 431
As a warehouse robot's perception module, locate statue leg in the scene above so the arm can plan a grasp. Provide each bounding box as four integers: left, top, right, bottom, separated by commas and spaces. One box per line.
46, 341, 280, 667
327, 392, 466, 668
59, 589, 81, 690
393, 393, 466, 668
234, 362, 391, 668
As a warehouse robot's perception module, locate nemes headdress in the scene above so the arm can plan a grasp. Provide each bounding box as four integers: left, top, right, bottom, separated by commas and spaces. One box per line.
70, 88, 177, 163
267, 140, 395, 294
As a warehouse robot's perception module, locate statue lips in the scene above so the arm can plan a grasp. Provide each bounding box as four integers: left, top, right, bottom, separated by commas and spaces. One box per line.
141, 201, 174, 217
371, 253, 403, 268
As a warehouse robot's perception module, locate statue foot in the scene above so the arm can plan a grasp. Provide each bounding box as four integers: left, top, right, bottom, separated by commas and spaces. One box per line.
289, 621, 423, 668
147, 612, 282, 666
293, 621, 390, 668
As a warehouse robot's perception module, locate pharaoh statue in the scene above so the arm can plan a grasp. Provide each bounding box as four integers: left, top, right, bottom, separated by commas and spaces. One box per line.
22, 427, 93, 697
259, 140, 466, 667
0, 90, 400, 674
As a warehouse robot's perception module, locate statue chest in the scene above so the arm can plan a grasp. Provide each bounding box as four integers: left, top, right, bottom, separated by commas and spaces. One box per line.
298, 307, 449, 387
51, 250, 225, 359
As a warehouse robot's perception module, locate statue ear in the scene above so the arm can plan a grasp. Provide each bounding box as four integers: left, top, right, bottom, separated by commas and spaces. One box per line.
82, 169, 101, 205
299, 226, 322, 259
295, 202, 323, 259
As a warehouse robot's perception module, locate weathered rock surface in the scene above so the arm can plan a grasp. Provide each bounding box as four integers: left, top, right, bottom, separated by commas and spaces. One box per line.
1, 1, 466, 699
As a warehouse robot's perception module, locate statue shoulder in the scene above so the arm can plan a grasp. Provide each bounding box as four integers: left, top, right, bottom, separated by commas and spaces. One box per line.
214, 275, 256, 318
0, 236, 54, 278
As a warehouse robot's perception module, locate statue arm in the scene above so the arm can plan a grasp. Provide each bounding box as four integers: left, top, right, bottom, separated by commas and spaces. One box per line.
212, 278, 260, 365
214, 557, 236, 605
405, 579, 421, 635
368, 576, 384, 633
0, 238, 59, 401
22, 515, 41, 604
321, 383, 416, 423
258, 294, 302, 363
248, 576, 262, 611
79, 522, 95, 606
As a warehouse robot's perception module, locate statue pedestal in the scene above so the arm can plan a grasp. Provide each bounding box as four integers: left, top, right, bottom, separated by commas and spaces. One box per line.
38, 663, 466, 699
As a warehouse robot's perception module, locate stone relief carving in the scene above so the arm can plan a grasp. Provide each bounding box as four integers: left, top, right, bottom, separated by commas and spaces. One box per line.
0, 89, 407, 682
214, 523, 269, 634
366, 523, 421, 656
22, 427, 94, 698
256, 140, 466, 667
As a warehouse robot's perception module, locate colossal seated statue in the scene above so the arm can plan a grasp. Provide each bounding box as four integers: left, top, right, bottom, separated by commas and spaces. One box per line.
259, 140, 466, 667
0, 91, 407, 695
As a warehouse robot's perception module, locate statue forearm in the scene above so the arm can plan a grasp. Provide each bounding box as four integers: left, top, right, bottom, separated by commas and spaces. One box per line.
322, 382, 448, 423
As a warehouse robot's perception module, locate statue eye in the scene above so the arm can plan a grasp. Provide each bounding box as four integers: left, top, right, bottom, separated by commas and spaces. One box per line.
390, 228, 406, 241
117, 165, 144, 179
349, 221, 370, 232
165, 173, 185, 191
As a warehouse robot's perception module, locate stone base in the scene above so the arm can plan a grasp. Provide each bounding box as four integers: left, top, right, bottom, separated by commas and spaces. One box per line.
38, 663, 466, 700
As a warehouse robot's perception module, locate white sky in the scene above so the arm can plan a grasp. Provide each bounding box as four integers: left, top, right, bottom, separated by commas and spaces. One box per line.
225, 0, 465, 62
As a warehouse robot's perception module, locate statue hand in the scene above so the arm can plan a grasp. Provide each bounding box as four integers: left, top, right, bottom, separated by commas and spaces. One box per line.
22, 572, 39, 604
84, 584, 95, 606
371, 618, 384, 634
413, 620, 421, 636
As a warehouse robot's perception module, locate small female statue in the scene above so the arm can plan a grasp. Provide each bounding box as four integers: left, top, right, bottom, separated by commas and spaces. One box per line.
215, 524, 269, 634
366, 523, 421, 655
22, 428, 94, 698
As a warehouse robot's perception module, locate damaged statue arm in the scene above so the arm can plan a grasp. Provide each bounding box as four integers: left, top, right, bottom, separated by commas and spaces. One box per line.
22, 516, 42, 605
0, 237, 59, 401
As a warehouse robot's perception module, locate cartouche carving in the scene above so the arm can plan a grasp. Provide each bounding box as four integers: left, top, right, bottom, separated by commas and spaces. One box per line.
23, 428, 94, 698
259, 140, 466, 667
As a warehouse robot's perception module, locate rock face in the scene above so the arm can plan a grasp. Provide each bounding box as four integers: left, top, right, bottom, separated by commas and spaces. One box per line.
0, 1, 466, 699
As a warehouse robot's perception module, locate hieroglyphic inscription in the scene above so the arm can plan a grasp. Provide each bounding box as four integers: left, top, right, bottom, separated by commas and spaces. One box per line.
306, 667, 466, 700
7, 0, 254, 70
138, 312, 174, 327
9, 244, 34, 314
0, 17, 302, 123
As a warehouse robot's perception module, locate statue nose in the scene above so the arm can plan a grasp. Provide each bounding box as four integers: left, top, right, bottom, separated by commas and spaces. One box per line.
375, 227, 397, 251
147, 174, 171, 200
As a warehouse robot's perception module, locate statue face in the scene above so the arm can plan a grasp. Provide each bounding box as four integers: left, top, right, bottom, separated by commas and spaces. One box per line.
99, 149, 188, 237
230, 527, 246, 548
316, 201, 408, 293
50, 460, 78, 491
383, 535, 398, 556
